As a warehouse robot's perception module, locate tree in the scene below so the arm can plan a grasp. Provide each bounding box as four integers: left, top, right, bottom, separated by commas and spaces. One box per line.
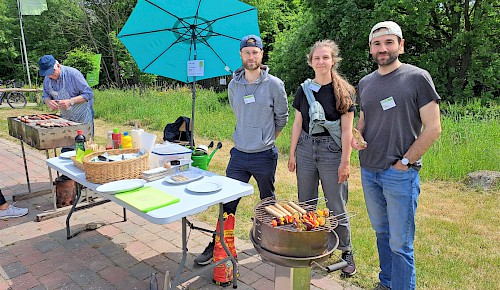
269, 0, 499, 101
373, 0, 499, 101
63, 46, 95, 75
269, 0, 374, 95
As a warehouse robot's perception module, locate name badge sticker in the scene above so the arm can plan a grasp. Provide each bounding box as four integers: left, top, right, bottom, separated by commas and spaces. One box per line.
308, 81, 321, 92
243, 94, 256, 104
380, 96, 396, 111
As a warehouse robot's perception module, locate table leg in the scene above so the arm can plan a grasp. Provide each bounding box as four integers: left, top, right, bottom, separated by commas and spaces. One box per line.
45, 149, 57, 210
169, 217, 188, 289
20, 141, 31, 193
66, 182, 82, 239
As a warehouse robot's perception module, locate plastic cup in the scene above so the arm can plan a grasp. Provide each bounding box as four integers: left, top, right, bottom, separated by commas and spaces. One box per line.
140, 132, 157, 153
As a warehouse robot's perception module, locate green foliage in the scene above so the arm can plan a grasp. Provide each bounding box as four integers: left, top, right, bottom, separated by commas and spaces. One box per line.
243, 0, 303, 62
269, 0, 499, 102
1, 0, 498, 101
269, 0, 375, 94
63, 46, 95, 75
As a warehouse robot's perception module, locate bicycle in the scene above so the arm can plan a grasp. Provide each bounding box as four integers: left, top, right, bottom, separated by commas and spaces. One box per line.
0, 79, 27, 109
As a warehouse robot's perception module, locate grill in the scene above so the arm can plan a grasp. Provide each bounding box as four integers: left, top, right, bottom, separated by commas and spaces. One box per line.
7, 114, 92, 150
6, 114, 92, 196
251, 197, 340, 261
250, 197, 349, 289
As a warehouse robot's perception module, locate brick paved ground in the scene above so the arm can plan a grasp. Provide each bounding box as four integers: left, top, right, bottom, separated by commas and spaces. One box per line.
0, 138, 362, 290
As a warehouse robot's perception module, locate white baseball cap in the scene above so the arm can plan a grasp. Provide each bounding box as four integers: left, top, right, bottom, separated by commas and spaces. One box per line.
369, 21, 403, 43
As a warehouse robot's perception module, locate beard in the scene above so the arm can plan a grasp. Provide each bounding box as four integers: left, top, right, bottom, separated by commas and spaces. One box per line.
374, 51, 398, 66
243, 59, 261, 71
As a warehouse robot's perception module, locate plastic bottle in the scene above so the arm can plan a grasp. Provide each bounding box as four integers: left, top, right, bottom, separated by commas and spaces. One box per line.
75, 129, 86, 152
112, 128, 122, 149
105, 130, 113, 150
122, 132, 133, 148
149, 272, 158, 290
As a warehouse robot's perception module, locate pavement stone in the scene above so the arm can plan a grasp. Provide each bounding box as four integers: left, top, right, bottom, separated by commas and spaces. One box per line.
0, 137, 363, 289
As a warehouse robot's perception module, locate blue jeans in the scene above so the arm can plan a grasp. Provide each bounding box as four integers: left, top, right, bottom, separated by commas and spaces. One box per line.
296, 131, 352, 251
223, 147, 278, 214
361, 166, 420, 290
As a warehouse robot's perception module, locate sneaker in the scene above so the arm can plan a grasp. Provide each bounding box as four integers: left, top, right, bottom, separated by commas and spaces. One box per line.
0, 204, 29, 219
194, 240, 215, 265
341, 251, 357, 277
374, 282, 391, 290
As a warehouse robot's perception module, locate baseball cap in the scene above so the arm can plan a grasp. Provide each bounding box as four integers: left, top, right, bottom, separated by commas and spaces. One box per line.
240, 35, 263, 50
369, 21, 403, 43
38, 55, 56, 76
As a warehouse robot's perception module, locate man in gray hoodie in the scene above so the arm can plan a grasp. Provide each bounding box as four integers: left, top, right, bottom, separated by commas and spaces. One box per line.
194, 35, 289, 266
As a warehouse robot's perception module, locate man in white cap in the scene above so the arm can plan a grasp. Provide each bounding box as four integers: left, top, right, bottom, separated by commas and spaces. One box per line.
352, 21, 442, 290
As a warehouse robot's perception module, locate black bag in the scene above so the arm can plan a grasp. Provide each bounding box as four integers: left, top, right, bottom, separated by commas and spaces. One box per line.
163, 116, 193, 144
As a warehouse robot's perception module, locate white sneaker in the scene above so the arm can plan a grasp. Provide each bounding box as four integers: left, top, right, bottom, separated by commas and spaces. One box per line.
0, 204, 29, 219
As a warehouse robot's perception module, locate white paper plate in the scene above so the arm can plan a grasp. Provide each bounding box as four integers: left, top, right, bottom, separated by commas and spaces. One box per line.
59, 151, 76, 159
164, 171, 205, 184
186, 181, 222, 193
95, 179, 147, 194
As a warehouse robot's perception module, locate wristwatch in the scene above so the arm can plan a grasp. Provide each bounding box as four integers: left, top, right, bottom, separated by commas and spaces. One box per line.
69, 99, 75, 107
401, 157, 411, 167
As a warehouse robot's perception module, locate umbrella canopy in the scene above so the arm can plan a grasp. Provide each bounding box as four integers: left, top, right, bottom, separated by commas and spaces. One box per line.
118, 0, 260, 147
118, 0, 260, 83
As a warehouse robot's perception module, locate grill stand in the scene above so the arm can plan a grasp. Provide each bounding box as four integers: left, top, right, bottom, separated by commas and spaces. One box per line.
275, 266, 310, 290
13, 140, 56, 199
250, 229, 348, 289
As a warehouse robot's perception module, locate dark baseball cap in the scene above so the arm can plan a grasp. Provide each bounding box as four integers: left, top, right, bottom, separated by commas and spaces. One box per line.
240, 35, 263, 50
38, 55, 56, 76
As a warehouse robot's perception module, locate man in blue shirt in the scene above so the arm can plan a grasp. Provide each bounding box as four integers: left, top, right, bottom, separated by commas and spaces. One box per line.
38, 55, 94, 134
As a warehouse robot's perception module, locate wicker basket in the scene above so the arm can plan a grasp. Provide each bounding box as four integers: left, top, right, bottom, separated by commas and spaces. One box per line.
82, 149, 150, 184
70, 156, 85, 171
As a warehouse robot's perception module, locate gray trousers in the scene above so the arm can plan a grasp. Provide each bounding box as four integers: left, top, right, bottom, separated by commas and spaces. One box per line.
296, 131, 352, 251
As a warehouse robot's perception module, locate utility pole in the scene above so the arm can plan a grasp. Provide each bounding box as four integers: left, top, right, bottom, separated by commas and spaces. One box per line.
16, 0, 32, 88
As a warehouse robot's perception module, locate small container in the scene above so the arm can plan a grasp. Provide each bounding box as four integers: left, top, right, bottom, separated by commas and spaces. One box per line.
150, 143, 192, 168
130, 128, 144, 149
75, 129, 86, 152
112, 128, 121, 149
105, 130, 113, 150
122, 132, 133, 148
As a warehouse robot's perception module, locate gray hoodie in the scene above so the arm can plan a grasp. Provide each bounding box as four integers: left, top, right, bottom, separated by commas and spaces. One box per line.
228, 66, 289, 153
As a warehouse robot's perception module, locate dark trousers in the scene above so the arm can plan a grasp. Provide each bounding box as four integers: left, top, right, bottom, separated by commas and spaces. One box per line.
0, 190, 6, 206
222, 147, 278, 214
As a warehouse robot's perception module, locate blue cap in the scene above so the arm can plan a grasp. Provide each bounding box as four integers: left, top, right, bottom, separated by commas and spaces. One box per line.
240, 35, 263, 50
38, 55, 56, 76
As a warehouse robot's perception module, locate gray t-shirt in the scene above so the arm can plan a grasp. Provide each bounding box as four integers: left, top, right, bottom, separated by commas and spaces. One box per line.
356, 64, 440, 171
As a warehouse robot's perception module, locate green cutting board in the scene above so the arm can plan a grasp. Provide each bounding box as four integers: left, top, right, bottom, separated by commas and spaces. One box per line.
115, 186, 180, 212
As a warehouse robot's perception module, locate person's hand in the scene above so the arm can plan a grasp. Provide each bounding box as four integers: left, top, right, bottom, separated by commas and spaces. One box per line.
46, 99, 59, 110
338, 160, 350, 183
56, 99, 72, 109
288, 156, 296, 172
351, 137, 368, 151
392, 160, 410, 171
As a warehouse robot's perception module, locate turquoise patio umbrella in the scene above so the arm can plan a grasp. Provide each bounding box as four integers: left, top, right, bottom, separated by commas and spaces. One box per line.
118, 0, 260, 146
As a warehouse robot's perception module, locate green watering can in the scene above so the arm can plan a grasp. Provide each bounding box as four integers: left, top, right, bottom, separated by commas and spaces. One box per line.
191, 141, 222, 170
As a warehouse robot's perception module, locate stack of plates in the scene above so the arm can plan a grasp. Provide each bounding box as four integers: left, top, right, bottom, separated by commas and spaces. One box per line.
142, 167, 169, 182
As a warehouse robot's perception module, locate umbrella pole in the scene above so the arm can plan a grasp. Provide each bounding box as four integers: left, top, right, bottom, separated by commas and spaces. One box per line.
190, 78, 196, 148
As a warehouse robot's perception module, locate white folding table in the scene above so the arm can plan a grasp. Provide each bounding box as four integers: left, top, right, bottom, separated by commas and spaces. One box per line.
46, 157, 254, 289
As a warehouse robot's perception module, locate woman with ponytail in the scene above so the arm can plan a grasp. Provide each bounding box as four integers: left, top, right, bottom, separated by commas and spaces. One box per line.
288, 39, 357, 276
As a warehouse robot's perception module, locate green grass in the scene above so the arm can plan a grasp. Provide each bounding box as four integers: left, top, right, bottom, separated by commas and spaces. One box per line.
1, 88, 498, 290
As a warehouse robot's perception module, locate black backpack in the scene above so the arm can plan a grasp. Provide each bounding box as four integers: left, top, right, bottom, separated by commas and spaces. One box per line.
162, 116, 193, 144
